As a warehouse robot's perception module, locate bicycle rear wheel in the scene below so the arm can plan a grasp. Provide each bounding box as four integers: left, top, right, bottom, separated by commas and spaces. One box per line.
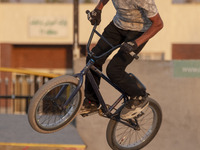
106, 97, 162, 150
28, 75, 83, 134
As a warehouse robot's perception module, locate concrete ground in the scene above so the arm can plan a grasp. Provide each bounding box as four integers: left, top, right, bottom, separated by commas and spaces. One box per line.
0, 114, 85, 150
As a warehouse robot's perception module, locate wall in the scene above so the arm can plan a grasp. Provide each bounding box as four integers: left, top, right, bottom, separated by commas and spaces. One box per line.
11, 45, 72, 69
171, 4, 200, 44
0, 1, 200, 60
74, 58, 200, 150
0, 4, 74, 44
0, 3, 112, 45
172, 44, 200, 59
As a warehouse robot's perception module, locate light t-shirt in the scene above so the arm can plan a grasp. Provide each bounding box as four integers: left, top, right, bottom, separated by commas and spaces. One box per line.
112, 0, 158, 32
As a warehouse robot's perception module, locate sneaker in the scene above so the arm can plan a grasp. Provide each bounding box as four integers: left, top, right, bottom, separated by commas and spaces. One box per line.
120, 97, 149, 119
79, 98, 99, 115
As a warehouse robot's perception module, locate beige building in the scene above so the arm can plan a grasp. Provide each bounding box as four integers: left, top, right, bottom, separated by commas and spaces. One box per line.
0, 0, 200, 73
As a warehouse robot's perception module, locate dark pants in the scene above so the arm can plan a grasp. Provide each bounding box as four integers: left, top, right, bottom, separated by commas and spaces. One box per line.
85, 21, 147, 104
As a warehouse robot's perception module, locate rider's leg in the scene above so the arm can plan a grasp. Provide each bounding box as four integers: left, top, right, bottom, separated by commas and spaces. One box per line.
84, 21, 124, 105
106, 41, 147, 98
106, 31, 149, 119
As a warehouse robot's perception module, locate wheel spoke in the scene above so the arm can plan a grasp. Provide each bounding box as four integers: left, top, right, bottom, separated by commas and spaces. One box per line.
35, 82, 81, 130
111, 100, 161, 149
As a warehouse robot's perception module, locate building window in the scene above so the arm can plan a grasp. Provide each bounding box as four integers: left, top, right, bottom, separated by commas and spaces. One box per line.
139, 52, 165, 60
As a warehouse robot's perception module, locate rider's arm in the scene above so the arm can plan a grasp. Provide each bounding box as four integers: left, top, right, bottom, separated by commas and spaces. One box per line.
95, 0, 109, 10
135, 13, 164, 46
120, 13, 163, 57
88, 0, 109, 25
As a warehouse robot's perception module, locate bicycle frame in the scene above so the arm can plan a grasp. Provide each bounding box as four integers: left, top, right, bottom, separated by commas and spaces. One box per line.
51, 21, 147, 129
62, 24, 130, 117
83, 62, 128, 115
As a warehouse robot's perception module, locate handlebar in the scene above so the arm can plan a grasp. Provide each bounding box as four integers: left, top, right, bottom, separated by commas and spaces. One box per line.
85, 10, 121, 60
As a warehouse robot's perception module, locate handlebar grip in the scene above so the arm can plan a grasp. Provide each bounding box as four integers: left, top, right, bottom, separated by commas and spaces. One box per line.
86, 10, 90, 14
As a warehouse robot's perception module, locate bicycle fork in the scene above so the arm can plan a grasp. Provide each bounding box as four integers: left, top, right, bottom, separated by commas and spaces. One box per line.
61, 59, 95, 109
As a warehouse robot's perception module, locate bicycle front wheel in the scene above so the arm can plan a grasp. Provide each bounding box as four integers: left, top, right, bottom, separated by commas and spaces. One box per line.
106, 97, 162, 150
28, 75, 83, 134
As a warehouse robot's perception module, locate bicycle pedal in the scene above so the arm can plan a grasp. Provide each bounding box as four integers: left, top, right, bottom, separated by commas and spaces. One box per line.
98, 104, 111, 117
80, 110, 98, 117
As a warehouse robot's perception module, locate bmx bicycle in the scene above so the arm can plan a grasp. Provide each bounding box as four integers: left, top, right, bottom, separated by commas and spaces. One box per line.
28, 11, 162, 150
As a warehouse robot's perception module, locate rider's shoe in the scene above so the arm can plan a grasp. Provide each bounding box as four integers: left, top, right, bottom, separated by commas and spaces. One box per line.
120, 97, 149, 119
79, 98, 99, 115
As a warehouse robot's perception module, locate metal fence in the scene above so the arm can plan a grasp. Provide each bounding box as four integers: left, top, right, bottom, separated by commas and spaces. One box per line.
0, 67, 59, 114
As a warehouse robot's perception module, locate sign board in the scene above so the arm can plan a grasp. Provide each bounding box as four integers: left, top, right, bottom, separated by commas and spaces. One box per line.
29, 16, 68, 38
173, 60, 200, 77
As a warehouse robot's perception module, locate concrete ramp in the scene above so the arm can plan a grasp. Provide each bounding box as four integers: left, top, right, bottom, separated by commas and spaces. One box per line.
75, 59, 200, 150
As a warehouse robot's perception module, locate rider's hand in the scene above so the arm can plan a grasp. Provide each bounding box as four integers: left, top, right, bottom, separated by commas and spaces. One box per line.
87, 9, 101, 25
120, 41, 139, 59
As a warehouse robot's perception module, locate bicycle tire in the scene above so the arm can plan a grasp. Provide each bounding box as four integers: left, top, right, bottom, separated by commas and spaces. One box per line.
106, 97, 162, 150
28, 75, 83, 134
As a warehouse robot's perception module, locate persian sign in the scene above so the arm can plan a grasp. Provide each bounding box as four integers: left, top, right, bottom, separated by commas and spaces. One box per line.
29, 16, 68, 37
